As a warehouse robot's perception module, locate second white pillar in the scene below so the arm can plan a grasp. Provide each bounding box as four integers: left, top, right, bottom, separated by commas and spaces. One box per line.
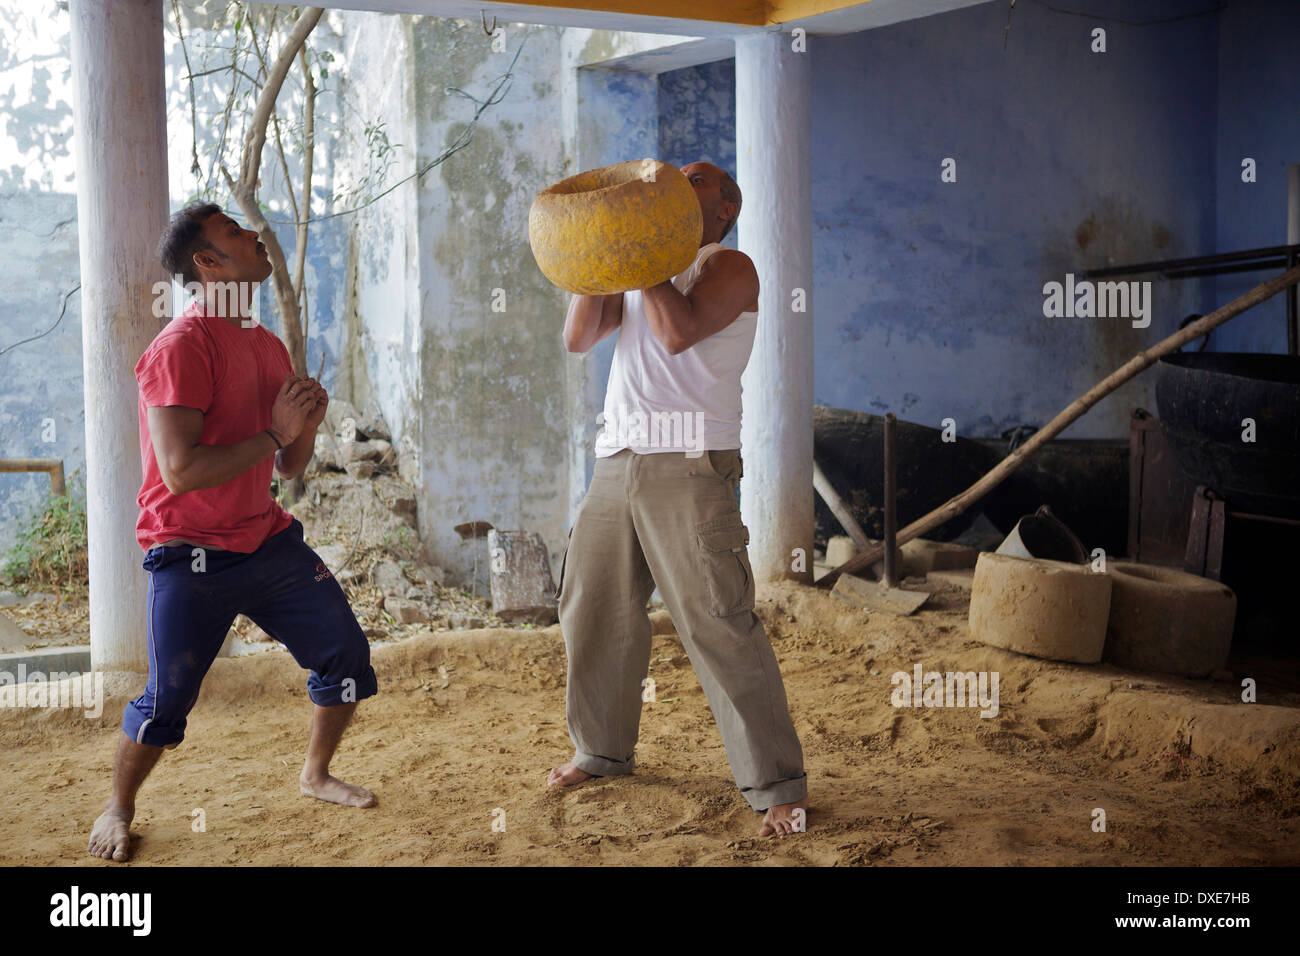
736, 30, 814, 584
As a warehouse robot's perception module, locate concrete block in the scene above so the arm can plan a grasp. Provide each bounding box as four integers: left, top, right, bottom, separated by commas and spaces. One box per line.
487, 530, 558, 625
902, 538, 979, 573
825, 535, 857, 568
0, 644, 93, 675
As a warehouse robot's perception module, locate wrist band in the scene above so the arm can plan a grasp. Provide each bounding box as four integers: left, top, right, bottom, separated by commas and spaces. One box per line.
265, 429, 285, 450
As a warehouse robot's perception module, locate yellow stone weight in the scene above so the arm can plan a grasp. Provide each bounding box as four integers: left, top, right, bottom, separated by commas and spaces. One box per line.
528, 159, 703, 295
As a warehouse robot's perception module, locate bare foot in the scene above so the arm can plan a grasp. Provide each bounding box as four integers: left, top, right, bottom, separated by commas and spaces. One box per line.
88, 806, 133, 862
547, 762, 596, 787
300, 772, 377, 807
759, 800, 808, 837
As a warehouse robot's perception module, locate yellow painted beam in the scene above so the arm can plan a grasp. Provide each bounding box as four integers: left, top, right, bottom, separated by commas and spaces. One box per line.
766, 0, 869, 23
491, 0, 768, 26
470, 0, 870, 28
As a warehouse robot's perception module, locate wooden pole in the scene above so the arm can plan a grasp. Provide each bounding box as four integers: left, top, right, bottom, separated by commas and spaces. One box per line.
818, 261, 1300, 589
812, 459, 870, 551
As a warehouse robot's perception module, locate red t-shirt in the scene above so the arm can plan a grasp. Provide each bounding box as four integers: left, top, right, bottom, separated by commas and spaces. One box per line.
135, 302, 294, 553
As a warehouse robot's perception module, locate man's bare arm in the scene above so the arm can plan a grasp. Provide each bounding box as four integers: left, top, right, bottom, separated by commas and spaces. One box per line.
148, 406, 279, 495
148, 375, 316, 494
563, 293, 624, 353
273, 422, 318, 481
641, 249, 759, 355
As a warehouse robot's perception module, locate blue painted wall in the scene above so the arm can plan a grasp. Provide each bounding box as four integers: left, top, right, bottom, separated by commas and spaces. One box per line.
812, 0, 1223, 439
1213, 0, 1300, 354
659, 59, 737, 255
655, 0, 1287, 440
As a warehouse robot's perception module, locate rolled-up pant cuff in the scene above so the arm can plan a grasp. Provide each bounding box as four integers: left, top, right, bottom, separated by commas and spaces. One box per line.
741, 773, 808, 812
307, 667, 379, 707
572, 750, 635, 777
121, 703, 186, 748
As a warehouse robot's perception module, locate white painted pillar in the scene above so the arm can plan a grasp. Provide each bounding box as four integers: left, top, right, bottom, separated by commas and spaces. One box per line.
736, 30, 814, 583
70, 0, 169, 671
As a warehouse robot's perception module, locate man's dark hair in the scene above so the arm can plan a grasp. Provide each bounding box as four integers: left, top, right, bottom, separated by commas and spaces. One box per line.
719, 170, 742, 242
158, 201, 221, 286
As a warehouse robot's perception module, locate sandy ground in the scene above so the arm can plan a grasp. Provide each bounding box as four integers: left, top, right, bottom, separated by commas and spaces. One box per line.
1, 578, 1298, 866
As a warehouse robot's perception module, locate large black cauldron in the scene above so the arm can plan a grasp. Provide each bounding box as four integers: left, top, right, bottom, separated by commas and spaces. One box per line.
1155, 352, 1300, 518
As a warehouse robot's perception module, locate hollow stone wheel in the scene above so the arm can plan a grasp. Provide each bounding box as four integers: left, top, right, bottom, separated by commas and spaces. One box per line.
1103, 561, 1236, 677
528, 159, 703, 295
968, 552, 1113, 663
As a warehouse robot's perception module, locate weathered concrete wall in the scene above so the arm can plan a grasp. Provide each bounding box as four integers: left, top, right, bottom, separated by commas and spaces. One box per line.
337, 14, 422, 451
414, 19, 572, 587
342, 15, 577, 586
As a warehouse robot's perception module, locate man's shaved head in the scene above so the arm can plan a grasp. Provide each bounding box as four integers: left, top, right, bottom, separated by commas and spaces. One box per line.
680, 161, 742, 245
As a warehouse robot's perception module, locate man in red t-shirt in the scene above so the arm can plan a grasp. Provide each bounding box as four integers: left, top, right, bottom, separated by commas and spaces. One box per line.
88, 203, 379, 863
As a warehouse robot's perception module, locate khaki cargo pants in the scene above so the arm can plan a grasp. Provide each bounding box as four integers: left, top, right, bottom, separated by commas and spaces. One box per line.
557, 448, 807, 811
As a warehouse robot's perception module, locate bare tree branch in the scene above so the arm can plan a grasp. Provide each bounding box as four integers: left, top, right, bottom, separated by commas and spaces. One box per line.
170, 0, 201, 176
236, 7, 323, 188
294, 44, 316, 345
224, 6, 323, 377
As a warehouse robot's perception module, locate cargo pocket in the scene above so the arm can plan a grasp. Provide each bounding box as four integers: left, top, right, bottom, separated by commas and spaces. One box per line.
696, 513, 755, 617
553, 526, 573, 601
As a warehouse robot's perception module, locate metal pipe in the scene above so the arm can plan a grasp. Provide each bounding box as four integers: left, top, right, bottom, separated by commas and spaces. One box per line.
1288, 249, 1299, 356
1287, 164, 1299, 355
883, 413, 898, 588
1083, 242, 1300, 279
1164, 258, 1289, 280
0, 458, 66, 496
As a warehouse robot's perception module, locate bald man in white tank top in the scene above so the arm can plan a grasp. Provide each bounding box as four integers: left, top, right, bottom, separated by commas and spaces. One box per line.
549, 162, 808, 837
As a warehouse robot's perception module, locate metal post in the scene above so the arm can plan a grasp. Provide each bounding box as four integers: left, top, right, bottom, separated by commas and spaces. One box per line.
1288, 249, 1298, 356
883, 413, 898, 588
1288, 164, 1299, 355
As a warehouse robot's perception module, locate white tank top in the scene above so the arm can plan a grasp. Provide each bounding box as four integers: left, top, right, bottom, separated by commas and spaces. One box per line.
594, 243, 758, 458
